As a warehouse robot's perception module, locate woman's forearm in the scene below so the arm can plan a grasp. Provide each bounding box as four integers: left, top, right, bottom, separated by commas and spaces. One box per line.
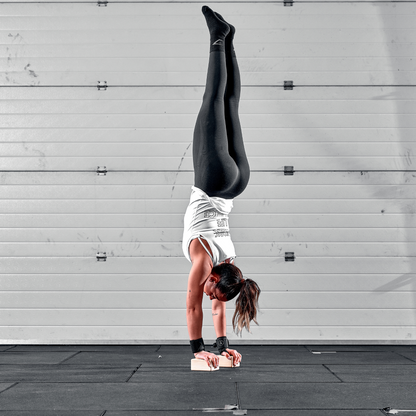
212, 299, 227, 338
186, 302, 204, 340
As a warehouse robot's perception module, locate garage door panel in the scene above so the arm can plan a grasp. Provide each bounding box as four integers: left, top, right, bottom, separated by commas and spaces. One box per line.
3, 198, 412, 215
0, 325, 415, 344
3, 91, 416, 116
1, 288, 415, 308
1, 227, 413, 243
1, 308, 414, 327
0, 256, 414, 275
2, 183, 414, 200
3, 142, 416, 159
2, 29, 416, 46
1, 169, 415, 185
2, 85, 415, 104
1, 156, 414, 171
2, 68, 414, 86
2, 213, 415, 229
2, 127, 414, 144
2, 273, 414, 292
1, 242, 415, 258
3, 114, 415, 129
1, 3, 414, 85
0, 170, 414, 186
1, 3, 413, 29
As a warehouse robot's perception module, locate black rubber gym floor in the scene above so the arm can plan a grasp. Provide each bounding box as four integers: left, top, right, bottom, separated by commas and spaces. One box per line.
0, 344, 415, 415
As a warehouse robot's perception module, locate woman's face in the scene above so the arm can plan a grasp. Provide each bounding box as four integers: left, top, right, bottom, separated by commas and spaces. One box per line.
204, 273, 227, 302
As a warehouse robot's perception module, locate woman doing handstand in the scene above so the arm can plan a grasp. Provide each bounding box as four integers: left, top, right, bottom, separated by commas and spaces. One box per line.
183, 6, 261, 369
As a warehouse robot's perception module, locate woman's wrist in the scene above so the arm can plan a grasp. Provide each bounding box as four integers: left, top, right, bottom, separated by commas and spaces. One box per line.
190, 337, 205, 354
214, 336, 229, 354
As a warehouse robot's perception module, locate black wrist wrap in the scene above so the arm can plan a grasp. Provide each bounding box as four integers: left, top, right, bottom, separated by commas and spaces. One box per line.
190, 338, 205, 354
213, 336, 229, 354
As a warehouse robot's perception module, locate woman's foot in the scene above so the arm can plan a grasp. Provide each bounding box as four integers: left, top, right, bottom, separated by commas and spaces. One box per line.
214, 12, 235, 41
202, 5, 230, 50
214, 11, 236, 56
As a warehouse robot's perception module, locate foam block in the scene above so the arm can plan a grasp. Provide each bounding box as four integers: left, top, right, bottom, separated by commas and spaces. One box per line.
191, 358, 219, 371
191, 355, 240, 371
219, 354, 241, 368
218, 354, 233, 367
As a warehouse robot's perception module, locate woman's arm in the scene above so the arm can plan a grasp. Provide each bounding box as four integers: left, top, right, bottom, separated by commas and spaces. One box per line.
186, 259, 210, 340
212, 299, 227, 338
186, 253, 222, 368
186, 239, 214, 339
212, 296, 242, 367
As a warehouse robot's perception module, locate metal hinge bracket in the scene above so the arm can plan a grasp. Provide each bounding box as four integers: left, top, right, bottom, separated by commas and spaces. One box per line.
284, 80, 294, 90
96, 252, 107, 262
96, 166, 107, 176
97, 81, 107, 90
284, 166, 294, 175
285, 252, 295, 262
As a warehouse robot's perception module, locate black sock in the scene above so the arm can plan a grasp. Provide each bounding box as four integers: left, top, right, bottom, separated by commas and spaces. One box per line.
215, 12, 236, 57
202, 5, 230, 52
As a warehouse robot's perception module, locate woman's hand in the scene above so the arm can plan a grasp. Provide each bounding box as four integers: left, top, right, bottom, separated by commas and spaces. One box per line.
222, 348, 242, 367
194, 351, 220, 369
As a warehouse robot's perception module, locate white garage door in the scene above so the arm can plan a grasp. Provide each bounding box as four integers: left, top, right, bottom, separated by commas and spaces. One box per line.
0, 1, 415, 344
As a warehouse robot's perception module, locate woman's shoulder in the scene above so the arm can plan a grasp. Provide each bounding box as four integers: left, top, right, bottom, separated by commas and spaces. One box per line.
189, 238, 214, 267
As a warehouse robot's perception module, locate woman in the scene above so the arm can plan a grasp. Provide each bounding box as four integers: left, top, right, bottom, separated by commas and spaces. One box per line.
183, 6, 261, 369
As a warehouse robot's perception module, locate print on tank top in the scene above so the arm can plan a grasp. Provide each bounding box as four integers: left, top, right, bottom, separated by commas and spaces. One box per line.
203, 209, 230, 237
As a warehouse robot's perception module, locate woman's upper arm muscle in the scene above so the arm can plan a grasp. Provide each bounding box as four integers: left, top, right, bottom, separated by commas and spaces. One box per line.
187, 239, 213, 305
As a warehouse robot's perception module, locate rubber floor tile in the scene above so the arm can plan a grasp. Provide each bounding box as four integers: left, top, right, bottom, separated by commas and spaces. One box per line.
125, 352, 196, 367
0, 352, 76, 365
0, 412, 100, 416
0, 412, 387, 416
0, 382, 237, 410
238, 382, 416, 409
396, 351, 416, 363
61, 351, 162, 366
327, 364, 416, 382
156, 345, 197, 353
0, 365, 137, 382
105, 412, 206, 416
306, 345, 416, 353
157, 345, 306, 353
143, 347, 310, 368
104, 412, 384, 416
132, 364, 340, 383
0, 346, 15, 352
242, 350, 412, 365
0, 384, 16, 394
11, 345, 160, 353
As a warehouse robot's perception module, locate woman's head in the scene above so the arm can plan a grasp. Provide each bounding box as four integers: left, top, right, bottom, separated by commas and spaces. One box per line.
209, 263, 261, 335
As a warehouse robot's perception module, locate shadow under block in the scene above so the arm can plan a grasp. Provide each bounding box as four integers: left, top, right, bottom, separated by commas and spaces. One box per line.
191, 355, 239, 371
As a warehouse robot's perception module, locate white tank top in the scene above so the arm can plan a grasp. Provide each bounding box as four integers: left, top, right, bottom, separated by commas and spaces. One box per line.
182, 186, 236, 266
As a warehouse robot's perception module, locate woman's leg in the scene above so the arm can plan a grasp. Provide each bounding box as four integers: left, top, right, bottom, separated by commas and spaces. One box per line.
193, 6, 241, 198
220, 16, 250, 198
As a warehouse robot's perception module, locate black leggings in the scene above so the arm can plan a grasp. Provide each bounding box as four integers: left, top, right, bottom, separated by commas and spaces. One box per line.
193, 48, 250, 199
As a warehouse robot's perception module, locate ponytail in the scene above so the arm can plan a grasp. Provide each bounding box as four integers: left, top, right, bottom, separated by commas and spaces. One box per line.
232, 278, 260, 335
212, 263, 261, 335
